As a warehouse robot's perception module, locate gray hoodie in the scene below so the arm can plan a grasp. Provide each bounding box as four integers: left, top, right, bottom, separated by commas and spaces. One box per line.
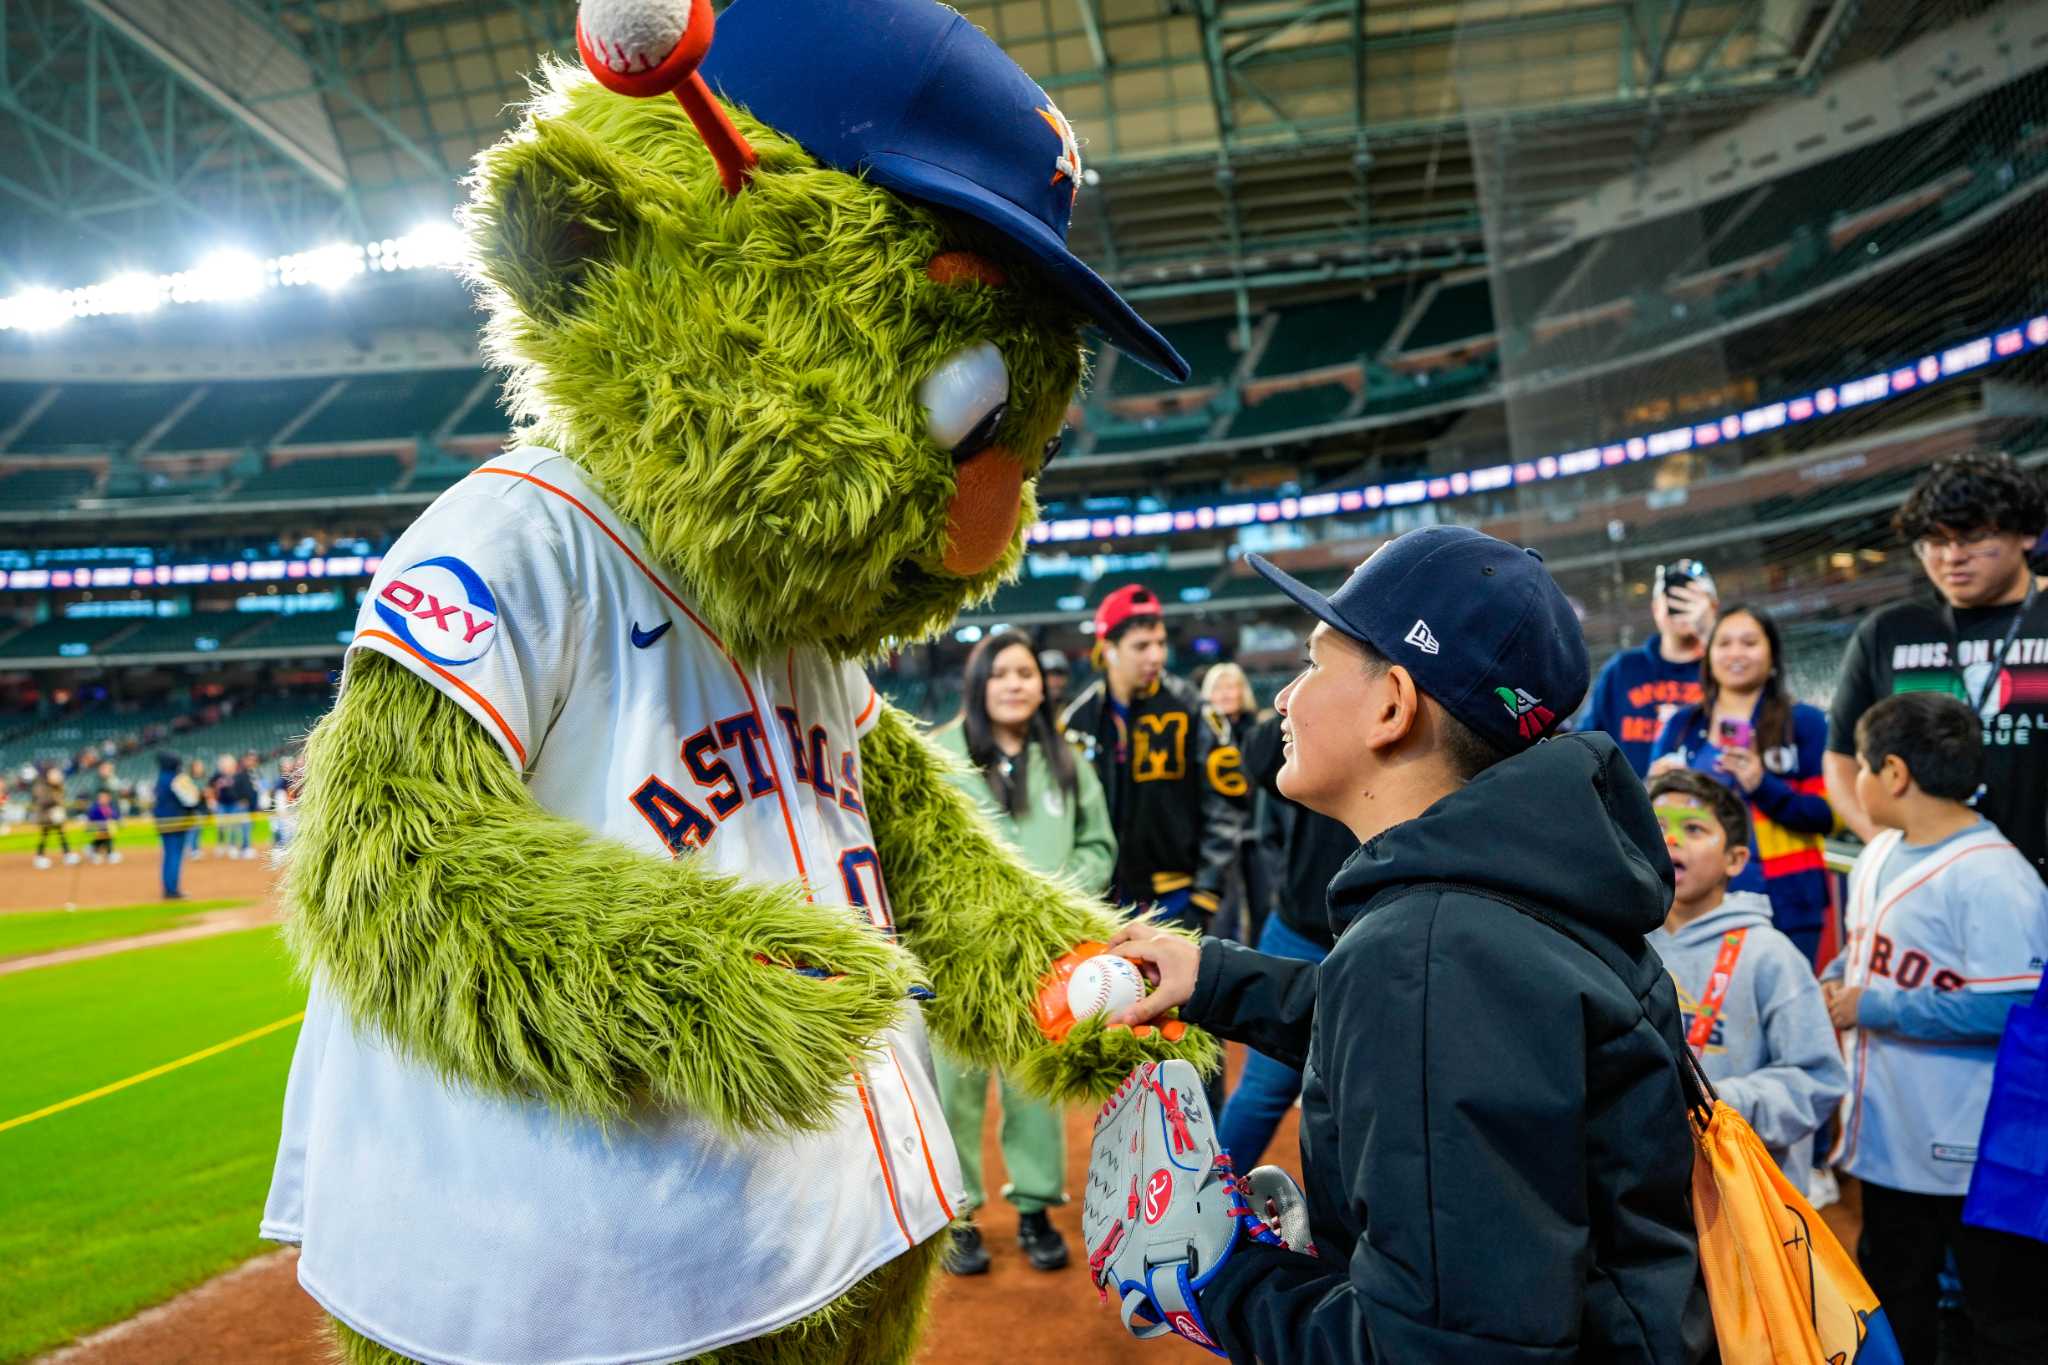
1654, 892, 1848, 1195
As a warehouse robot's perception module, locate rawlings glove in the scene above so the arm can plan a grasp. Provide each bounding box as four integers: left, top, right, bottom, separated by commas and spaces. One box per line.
1082, 1059, 1312, 1355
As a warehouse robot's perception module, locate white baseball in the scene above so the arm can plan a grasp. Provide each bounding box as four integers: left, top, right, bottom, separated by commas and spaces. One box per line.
1067, 955, 1146, 1021
579, 0, 692, 76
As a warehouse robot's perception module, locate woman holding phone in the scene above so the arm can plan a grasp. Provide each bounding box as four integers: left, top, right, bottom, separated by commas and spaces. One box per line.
1650, 604, 1836, 963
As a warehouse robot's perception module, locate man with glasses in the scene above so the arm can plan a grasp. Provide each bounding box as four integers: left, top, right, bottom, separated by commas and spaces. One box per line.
1826, 452, 2048, 878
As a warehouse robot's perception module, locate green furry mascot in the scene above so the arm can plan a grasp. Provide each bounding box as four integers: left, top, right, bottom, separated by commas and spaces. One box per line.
258, 1, 1214, 1361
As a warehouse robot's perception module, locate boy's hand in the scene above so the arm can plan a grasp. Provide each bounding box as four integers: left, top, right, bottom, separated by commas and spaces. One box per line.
1106, 919, 1199, 1028
1647, 753, 1687, 777
1825, 983, 1863, 1030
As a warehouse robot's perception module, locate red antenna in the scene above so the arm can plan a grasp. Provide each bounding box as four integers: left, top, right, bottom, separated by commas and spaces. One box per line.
577, 0, 758, 197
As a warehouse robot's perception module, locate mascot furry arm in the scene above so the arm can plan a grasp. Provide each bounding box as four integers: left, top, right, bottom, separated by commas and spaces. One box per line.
287, 657, 1210, 1136
285, 650, 921, 1132
860, 704, 1218, 1096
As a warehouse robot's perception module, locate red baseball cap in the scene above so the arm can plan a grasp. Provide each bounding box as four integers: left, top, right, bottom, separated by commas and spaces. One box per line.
1094, 584, 1163, 638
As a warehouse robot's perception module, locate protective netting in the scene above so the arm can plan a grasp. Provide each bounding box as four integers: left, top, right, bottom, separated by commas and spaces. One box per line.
1448, 7, 2048, 710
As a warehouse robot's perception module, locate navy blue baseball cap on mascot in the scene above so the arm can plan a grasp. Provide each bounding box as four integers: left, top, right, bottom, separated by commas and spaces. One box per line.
698, 0, 1188, 382
1247, 526, 1589, 753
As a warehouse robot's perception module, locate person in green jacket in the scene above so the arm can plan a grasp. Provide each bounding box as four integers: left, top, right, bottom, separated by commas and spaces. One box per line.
933, 628, 1116, 1277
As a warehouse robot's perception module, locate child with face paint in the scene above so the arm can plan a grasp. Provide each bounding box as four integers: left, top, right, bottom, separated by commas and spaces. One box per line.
1649, 768, 1845, 1197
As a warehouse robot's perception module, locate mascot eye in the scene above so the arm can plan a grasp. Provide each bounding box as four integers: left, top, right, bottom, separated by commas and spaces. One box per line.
921, 342, 1010, 459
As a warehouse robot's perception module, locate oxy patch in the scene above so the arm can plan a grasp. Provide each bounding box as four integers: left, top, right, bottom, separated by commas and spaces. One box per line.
374, 555, 501, 667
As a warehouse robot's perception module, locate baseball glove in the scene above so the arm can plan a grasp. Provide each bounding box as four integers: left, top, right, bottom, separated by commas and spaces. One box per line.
1082, 1058, 1313, 1355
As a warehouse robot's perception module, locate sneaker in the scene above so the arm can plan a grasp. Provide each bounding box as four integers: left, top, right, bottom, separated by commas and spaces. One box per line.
943, 1222, 990, 1276
64, 851, 81, 865
1017, 1210, 1069, 1271
33, 855, 51, 869
108, 851, 123, 864
87, 851, 103, 865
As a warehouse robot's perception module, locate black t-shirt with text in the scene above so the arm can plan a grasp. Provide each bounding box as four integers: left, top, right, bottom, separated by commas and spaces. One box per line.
1827, 592, 2048, 876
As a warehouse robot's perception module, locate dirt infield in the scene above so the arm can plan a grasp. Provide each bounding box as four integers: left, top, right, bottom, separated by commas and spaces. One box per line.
0, 905, 280, 976
0, 844, 279, 915
40, 1053, 1301, 1364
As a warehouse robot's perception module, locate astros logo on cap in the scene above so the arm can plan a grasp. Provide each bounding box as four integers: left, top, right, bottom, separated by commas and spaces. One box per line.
1037, 102, 1081, 201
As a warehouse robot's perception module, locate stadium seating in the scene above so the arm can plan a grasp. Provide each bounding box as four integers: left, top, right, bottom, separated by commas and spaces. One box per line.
1255, 295, 1405, 375
10, 383, 185, 451
234, 609, 358, 651
1109, 317, 1243, 397
153, 376, 336, 452
98, 612, 266, 656
1401, 277, 1494, 351
0, 617, 140, 661
231, 454, 405, 500
1227, 383, 1354, 439
0, 465, 101, 506
289, 370, 483, 445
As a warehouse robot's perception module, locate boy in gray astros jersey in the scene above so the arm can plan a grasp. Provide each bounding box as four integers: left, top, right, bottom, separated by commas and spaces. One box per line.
1825, 692, 2048, 1364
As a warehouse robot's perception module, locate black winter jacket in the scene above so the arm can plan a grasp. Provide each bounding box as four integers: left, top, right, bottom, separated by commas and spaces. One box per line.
1188, 733, 1710, 1364
1061, 673, 1247, 911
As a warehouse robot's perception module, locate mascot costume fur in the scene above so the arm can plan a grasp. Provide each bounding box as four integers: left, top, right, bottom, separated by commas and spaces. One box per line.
258, 0, 1219, 1361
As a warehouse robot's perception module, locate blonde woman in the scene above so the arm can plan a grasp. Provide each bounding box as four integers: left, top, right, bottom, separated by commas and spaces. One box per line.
1201, 662, 1262, 941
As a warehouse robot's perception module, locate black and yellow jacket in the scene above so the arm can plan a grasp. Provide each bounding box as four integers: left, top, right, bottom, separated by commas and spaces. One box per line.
1059, 673, 1247, 913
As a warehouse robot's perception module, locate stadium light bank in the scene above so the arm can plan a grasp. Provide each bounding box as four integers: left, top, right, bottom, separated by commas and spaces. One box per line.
0, 223, 468, 332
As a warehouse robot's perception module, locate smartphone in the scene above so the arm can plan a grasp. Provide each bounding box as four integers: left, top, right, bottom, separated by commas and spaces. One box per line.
1656, 559, 1703, 604
1716, 717, 1754, 750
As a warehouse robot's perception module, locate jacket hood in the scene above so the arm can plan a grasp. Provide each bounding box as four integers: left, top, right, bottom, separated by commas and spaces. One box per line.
1329, 732, 1674, 943
1656, 891, 1774, 947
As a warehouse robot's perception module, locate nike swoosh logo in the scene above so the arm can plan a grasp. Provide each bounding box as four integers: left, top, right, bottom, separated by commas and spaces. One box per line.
630, 621, 672, 649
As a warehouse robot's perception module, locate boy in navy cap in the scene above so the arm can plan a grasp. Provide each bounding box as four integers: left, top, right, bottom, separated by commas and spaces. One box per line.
1114, 526, 1709, 1364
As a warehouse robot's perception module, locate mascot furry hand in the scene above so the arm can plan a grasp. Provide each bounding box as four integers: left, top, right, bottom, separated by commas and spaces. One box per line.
260, 1, 1217, 1362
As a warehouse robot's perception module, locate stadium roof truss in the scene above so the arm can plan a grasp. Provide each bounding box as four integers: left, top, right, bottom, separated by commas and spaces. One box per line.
0, 0, 1878, 300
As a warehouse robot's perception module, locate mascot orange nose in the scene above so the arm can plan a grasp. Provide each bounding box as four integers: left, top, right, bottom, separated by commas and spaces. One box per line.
943, 446, 1025, 575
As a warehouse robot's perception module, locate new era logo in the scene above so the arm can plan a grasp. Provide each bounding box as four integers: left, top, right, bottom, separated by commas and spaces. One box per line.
1404, 619, 1440, 655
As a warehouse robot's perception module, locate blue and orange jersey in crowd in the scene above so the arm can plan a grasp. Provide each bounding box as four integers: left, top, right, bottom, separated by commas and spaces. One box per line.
1652, 702, 1836, 957
1581, 639, 1705, 777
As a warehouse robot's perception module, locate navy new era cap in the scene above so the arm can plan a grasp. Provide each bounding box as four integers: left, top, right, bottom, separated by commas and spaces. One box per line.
1247, 526, 1589, 754
699, 0, 1188, 382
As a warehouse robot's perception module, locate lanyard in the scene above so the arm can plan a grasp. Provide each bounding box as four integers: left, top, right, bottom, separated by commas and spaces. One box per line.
1945, 577, 2038, 715
1685, 927, 1749, 1056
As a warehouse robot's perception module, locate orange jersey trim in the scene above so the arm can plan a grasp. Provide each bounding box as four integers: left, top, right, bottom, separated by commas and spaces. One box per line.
855, 685, 880, 729
354, 628, 527, 766
854, 1068, 914, 1249
473, 464, 813, 892
888, 1049, 956, 1221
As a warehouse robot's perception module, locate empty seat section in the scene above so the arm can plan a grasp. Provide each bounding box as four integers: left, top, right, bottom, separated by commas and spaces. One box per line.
1562, 218, 1713, 308
1227, 383, 1352, 438
1256, 295, 1405, 376
1110, 319, 1241, 397
0, 383, 48, 433
1496, 244, 1590, 324
1400, 277, 1494, 350
0, 617, 137, 660
1086, 423, 1209, 454
234, 455, 403, 500
12, 383, 187, 451
103, 612, 263, 655
155, 377, 333, 450
0, 464, 99, 507
984, 576, 1086, 615
244, 609, 358, 651
291, 370, 483, 444
447, 377, 515, 437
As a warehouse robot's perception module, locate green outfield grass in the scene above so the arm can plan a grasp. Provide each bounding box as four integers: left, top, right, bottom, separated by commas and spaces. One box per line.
0, 899, 248, 962
0, 816, 274, 855
0, 928, 306, 1362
